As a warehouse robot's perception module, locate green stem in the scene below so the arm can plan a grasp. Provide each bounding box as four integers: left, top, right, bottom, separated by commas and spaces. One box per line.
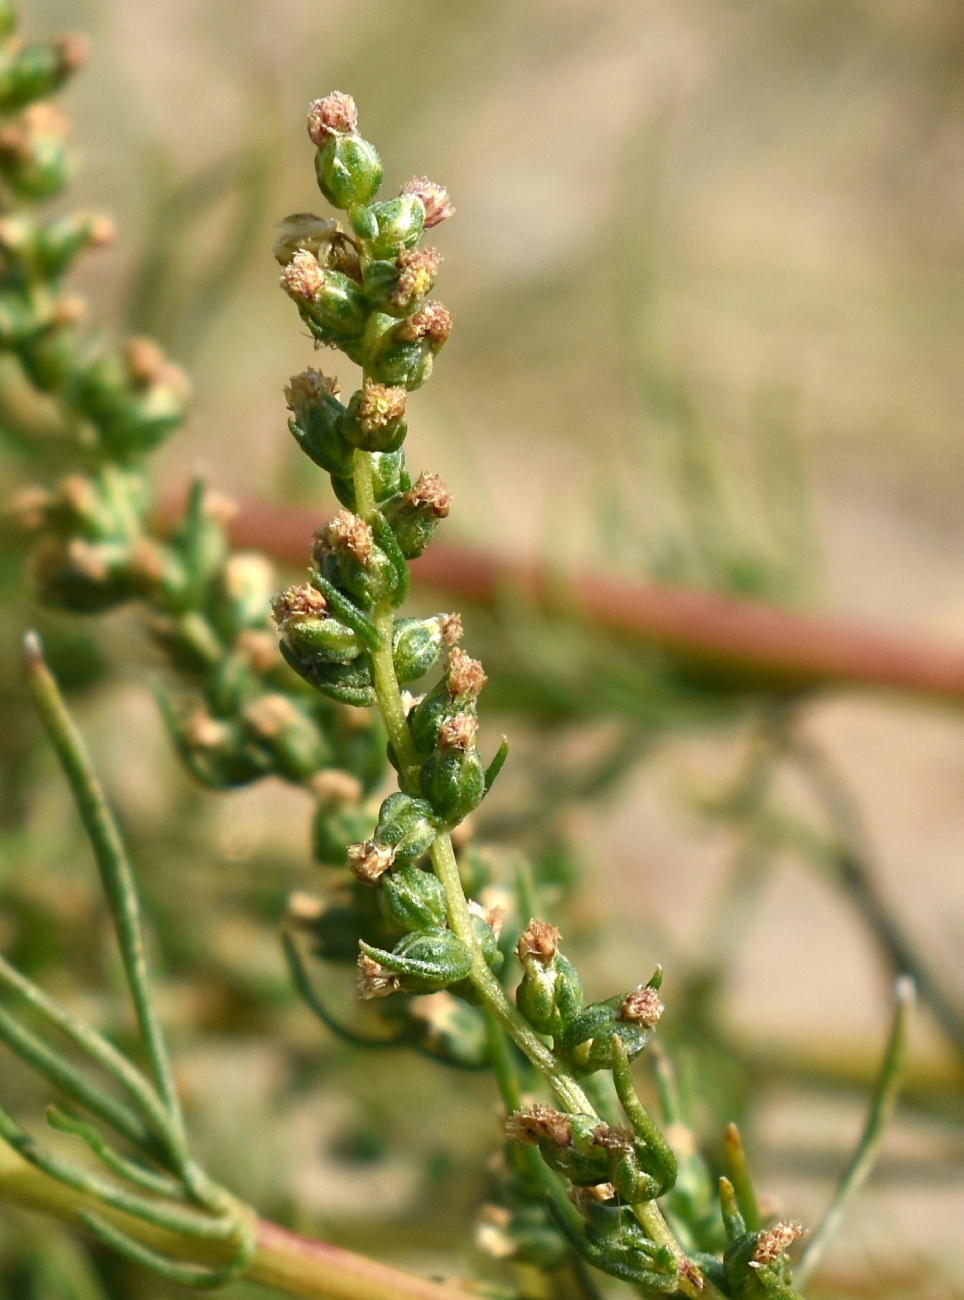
796, 976, 914, 1286
23, 636, 189, 1160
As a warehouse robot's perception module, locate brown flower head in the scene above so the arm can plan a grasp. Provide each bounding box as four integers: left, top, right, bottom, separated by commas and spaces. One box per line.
591, 1124, 633, 1152
468, 900, 504, 942
347, 840, 395, 884
270, 583, 327, 631
358, 380, 406, 434
285, 368, 340, 420
404, 472, 451, 518
280, 248, 324, 302
436, 613, 463, 645
437, 712, 477, 751
393, 246, 441, 309
506, 1104, 572, 1148
307, 92, 358, 146
516, 919, 562, 967
619, 985, 664, 1028
357, 953, 400, 1000
314, 510, 373, 563
446, 647, 486, 701
401, 177, 455, 228
751, 1222, 805, 1267
397, 301, 453, 346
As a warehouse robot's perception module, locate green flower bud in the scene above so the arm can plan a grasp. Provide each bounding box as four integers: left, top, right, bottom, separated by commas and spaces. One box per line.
469, 901, 504, 972
0, 210, 113, 279
419, 714, 486, 825
379, 862, 447, 933
310, 771, 374, 867
312, 509, 397, 606
279, 250, 368, 344
285, 369, 354, 476
210, 553, 274, 641
0, 35, 86, 112
0, 103, 72, 200
30, 535, 138, 611
271, 583, 362, 665
315, 134, 382, 210
382, 471, 451, 559
350, 193, 423, 259
505, 1108, 611, 1187
357, 927, 473, 998
69, 338, 190, 457
559, 976, 664, 1074
163, 705, 272, 789
279, 639, 376, 706
515, 919, 584, 1037
366, 301, 452, 389
371, 791, 439, 864
392, 613, 462, 684
330, 448, 409, 513
338, 380, 407, 452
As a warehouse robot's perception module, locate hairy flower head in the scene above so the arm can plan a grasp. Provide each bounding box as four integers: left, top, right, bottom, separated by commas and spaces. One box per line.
446, 647, 486, 701
516, 919, 561, 966
270, 583, 327, 631
401, 177, 454, 228
307, 92, 358, 146
506, 1105, 572, 1148
751, 1222, 805, 1266
393, 246, 440, 309
280, 248, 324, 301
314, 510, 373, 563
398, 301, 453, 346
619, 985, 664, 1028
358, 380, 406, 434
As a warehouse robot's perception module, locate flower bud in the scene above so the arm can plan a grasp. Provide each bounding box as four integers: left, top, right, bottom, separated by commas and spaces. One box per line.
312, 781, 377, 868
211, 553, 274, 640
419, 740, 486, 826
0, 103, 71, 200
164, 706, 271, 789
515, 920, 584, 1037
68, 340, 190, 456
357, 927, 473, 998
280, 250, 368, 343
379, 862, 447, 933
506, 1108, 611, 1187
30, 535, 137, 611
0, 36, 86, 114
313, 509, 397, 606
371, 792, 438, 864
392, 613, 461, 684
314, 131, 382, 209
381, 471, 451, 558
279, 639, 376, 706
350, 193, 423, 259
307, 92, 358, 146
285, 368, 354, 477
468, 900, 504, 972
400, 177, 454, 229
559, 971, 663, 1074
366, 302, 452, 389
338, 379, 407, 452
330, 446, 411, 513
242, 693, 330, 782
0, 210, 113, 279
271, 583, 362, 665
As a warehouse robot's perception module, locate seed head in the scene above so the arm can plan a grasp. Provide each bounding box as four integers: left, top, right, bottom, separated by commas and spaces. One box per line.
401, 177, 455, 228
314, 510, 373, 563
357, 952, 400, 1000
446, 647, 486, 700
347, 840, 395, 884
404, 472, 451, 518
437, 712, 477, 751
619, 985, 664, 1028
516, 919, 561, 966
271, 583, 327, 631
751, 1222, 805, 1266
393, 246, 441, 309
358, 380, 406, 434
280, 248, 324, 302
307, 92, 358, 146
397, 301, 452, 346
506, 1105, 572, 1148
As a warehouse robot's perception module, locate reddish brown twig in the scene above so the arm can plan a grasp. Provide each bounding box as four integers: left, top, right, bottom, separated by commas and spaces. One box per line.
165, 492, 964, 704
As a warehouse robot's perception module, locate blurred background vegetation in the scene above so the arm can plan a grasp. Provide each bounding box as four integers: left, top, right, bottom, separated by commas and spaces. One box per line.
2, 0, 964, 1296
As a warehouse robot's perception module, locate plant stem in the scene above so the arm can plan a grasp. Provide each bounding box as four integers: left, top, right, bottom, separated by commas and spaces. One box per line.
23, 634, 191, 1169
796, 976, 915, 1286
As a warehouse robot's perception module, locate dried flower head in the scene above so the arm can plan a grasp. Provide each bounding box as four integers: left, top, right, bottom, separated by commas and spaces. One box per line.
397, 301, 453, 346
468, 899, 504, 942
437, 712, 477, 751
436, 613, 463, 645
314, 510, 373, 563
307, 92, 358, 146
311, 768, 363, 806
446, 647, 486, 700
751, 1222, 805, 1266
591, 1124, 633, 1152
357, 952, 400, 1000
567, 1183, 616, 1213
506, 1105, 572, 1148
619, 985, 664, 1028
347, 840, 395, 884
401, 177, 455, 228
285, 368, 340, 419
392, 246, 440, 309
516, 919, 562, 966
280, 248, 324, 301
404, 472, 451, 518
271, 583, 327, 631
474, 1205, 515, 1260
358, 380, 406, 434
